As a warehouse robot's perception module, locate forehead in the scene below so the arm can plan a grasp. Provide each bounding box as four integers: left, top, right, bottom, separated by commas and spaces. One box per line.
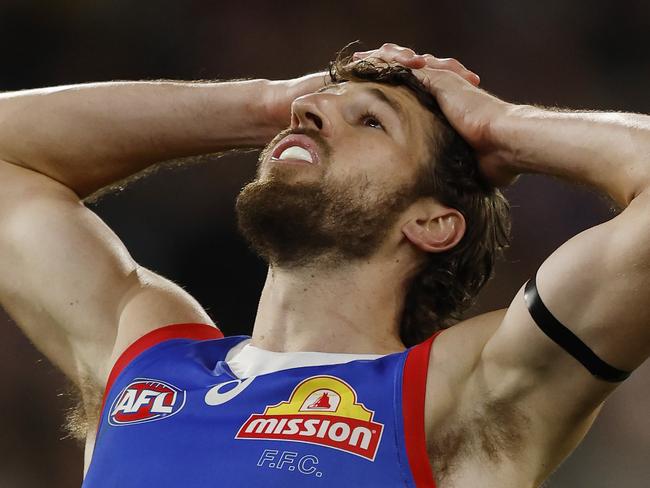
322, 80, 432, 118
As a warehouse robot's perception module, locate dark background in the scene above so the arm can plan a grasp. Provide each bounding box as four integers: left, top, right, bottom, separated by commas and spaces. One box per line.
0, 1, 649, 486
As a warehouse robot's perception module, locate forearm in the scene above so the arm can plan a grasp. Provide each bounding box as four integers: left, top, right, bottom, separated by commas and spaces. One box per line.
495, 106, 650, 206
0, 79, 277, 197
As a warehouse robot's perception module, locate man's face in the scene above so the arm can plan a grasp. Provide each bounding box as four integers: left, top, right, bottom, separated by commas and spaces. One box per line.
236, 80, 437, 268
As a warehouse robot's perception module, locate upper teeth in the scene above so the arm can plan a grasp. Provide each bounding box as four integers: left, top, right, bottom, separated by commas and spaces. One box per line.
277, 146, 313, 163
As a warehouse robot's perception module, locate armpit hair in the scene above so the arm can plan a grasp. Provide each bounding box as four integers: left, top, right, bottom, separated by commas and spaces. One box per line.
62, 378, 102, 444
428, 397, 532, 481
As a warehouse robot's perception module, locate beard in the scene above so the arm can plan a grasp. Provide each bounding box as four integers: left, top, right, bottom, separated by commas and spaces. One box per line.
236, 143, 422, 269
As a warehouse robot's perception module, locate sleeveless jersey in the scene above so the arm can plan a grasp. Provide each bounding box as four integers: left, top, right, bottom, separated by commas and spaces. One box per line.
82, 323, 439, 487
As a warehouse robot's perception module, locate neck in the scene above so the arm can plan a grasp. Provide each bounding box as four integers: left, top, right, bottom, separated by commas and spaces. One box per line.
250, 257, 411, 354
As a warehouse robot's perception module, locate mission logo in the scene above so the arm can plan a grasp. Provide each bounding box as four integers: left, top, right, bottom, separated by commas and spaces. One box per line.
109, 378, 186, 426
235, 375, 384, 461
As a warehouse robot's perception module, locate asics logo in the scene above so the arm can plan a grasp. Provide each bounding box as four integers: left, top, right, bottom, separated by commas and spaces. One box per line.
205, 377, 255, 406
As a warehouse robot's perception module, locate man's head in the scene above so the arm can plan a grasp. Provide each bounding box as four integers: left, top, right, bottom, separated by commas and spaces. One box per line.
236, 52, 510, 346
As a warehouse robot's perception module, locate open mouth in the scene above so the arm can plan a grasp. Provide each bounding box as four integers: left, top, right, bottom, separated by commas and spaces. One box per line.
270, 134, 321, 165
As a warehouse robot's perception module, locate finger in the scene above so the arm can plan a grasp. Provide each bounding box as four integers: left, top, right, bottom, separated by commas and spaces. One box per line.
380, 42, 410, 53
357, 43, 418, 61
438, 58, 480, 84
381, 45, 417, 63
352, 51, 425, 70
421, 55, 481, 86
394, 53, 427, 69
353, 43, 406, 58
393, 46, 417, 57
352, 50, 374, 60
455, 68, 481, 87
411, 67, 468, 96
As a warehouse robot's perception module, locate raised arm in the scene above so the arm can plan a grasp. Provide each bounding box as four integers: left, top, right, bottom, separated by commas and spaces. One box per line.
359, 44, 650, 368
478, 109, 650, 371
362, 45, 650, 474
0, 73, 326, 391
0, 73, 326, 197
424, 83, 650, 371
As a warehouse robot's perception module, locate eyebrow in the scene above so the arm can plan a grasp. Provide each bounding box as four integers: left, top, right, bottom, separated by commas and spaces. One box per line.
365, 87, 405, 122
317, 83, 405, 122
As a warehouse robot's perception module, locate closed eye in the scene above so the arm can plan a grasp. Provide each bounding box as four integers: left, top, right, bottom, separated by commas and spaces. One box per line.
360, 111, 384, 130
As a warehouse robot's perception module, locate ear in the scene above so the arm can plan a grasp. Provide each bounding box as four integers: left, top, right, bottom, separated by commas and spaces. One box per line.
402, 206, 466, 253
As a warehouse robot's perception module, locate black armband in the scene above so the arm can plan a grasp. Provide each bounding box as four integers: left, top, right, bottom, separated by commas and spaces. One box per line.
523, 274, 631, 383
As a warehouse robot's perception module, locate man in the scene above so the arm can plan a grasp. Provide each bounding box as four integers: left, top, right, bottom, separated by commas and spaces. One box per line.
0, 42, 648, 486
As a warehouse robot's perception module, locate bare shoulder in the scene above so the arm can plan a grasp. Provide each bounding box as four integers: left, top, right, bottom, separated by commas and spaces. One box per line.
0, 161, 218, 473
423, 310, 602, 483
424, 309, 505, 433
0, 160, 215, 390
427, 310, 506, 384
102, 267, 216, 383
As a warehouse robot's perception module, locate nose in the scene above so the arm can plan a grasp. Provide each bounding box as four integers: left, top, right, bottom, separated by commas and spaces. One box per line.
290, 92, 334, 136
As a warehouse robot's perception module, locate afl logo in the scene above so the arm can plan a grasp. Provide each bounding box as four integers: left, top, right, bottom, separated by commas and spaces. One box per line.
109, 378, 186, 426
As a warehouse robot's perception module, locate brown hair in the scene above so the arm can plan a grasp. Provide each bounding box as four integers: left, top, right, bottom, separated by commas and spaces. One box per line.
329, 52, 511, 346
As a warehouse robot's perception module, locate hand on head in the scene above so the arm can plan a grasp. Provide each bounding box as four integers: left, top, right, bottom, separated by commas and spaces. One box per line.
352, 42, 481, 87
264, 71, 330, 128
351, 43, 518, 187
264, 42, 519, 187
